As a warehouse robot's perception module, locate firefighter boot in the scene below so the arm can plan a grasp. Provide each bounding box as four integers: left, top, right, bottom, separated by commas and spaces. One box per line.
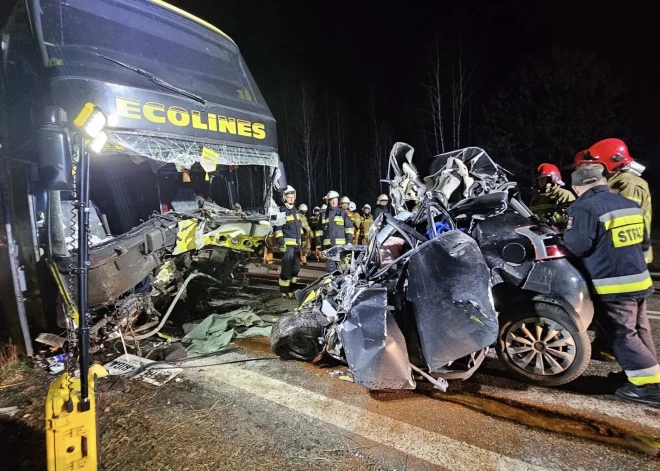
615, 383, 660, 408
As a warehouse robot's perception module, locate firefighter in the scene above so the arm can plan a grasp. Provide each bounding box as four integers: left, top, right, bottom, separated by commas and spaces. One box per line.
314, 204, 329, 261
373, 194, 390, 218
358, 204, 374, 245
309, 206, 321, 258
574, 138, 652, 263
340, 197, 358, 243
298, 204, 312, 265
315, 191, 354, 272
309, 206, 321, 226
529, 163, 575, 231
530, 163, 575, 210
273, 186, 303, 298
348, 201, 362, 244
564, 167, 659, 406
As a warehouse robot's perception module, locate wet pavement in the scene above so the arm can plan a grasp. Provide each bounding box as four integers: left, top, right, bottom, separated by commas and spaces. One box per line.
174, 270, 660, 470
185, 334, 659, 470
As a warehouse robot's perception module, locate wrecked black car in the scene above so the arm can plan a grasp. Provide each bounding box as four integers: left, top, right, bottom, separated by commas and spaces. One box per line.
271, 144, 594, 389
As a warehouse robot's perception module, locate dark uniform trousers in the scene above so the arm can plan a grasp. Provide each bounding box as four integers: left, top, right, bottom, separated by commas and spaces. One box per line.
280, 246, 301, 294
595, 298, 658, 374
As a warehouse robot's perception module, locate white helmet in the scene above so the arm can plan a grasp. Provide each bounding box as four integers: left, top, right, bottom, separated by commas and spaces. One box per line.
326, 190, 340, 200
349, 202, 357, 211
298, 204, 308, 211
377, 194, 389, 202
313, 206, 320, 211
363, 204, 371, 210
340, 196, 351, 204
321, 204, 328, 210
283, 185, 296, 195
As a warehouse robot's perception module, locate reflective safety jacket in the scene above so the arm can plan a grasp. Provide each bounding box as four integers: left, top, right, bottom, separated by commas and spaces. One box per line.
299, 213, 312, 236
564, 185, 653, 301
529, 185, 575, 210
347, 210, 362, 244
274, 204, 303, 247
608, 171, 653, 263
314, 206, 354, 248
358, 214, 374, 244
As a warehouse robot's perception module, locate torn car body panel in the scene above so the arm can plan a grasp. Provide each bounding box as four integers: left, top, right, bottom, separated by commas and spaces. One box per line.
272, 143, 594, 390
338, 287, 415, 390
406, 231, 498, 372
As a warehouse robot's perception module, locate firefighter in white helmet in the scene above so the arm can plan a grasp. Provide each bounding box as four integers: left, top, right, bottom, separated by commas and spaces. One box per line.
273, 186, 302, 298
314, 191, 354, 272
373, 194, 390, 218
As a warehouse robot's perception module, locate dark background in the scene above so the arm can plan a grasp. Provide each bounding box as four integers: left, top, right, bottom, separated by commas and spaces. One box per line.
2, 0, 658, 209
170, 0, 658, 207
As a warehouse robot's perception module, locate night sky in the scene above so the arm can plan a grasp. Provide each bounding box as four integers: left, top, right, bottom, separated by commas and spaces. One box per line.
173, 0, 660, 158
0, 0, 657, 190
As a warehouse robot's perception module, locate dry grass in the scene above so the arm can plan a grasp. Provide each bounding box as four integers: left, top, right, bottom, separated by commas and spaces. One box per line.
0, 342, 20, 371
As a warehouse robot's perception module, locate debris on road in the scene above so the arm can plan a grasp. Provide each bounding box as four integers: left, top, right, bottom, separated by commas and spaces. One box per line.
35, 333, 66, 349
103, 353, 182, 386
0, 406, 19, 418
329, 370, 354, 382
183, 308, 273, 354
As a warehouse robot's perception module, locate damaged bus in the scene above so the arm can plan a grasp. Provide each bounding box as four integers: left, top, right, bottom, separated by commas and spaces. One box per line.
1, 0, 281, 349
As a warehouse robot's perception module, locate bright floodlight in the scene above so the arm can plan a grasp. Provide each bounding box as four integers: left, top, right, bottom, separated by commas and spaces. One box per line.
89, 131, 108, 154
73, 102, 107, 139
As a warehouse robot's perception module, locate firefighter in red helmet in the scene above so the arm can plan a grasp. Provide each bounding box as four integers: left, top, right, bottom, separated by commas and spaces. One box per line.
529, 163, 575, 230
574, 138, 652, 263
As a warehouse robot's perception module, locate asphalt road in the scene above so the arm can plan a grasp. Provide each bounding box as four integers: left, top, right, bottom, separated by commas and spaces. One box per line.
178, 290, 660, 471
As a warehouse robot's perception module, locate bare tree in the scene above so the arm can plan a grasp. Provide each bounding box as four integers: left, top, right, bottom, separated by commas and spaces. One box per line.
422, 34, 478, 154
288, 83, 323, 204
424, 37, 446, 154
335, 104, 346, 195
450, 40, 477, 150
368, 92, 392, 198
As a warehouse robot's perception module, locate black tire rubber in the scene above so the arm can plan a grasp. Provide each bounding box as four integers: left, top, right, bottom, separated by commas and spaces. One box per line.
496, 302, 591, 387
270, 312, 323, 361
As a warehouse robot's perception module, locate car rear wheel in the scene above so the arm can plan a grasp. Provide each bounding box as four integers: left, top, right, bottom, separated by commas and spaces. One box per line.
497, 303, 591, 387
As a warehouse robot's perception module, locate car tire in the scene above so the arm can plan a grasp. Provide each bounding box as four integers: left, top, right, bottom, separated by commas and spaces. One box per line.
496, 302, 591, 387
270, 312, 323, 361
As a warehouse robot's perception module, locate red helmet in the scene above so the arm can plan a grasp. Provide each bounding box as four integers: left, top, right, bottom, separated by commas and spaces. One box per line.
536, 163, 564, 185
573, 138, 633, 173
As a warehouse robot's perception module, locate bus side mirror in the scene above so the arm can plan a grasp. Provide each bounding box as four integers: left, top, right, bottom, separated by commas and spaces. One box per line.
38, 107, 72, 190
277, 160, 287, 189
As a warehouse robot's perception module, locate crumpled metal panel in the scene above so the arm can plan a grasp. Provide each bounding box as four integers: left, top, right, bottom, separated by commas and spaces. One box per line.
339, 287, 415, 390
406, 230, 498, 372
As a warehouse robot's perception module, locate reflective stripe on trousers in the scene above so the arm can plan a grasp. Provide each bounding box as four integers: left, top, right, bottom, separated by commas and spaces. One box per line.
594, 298, 659, 386
279, 246, 300, 294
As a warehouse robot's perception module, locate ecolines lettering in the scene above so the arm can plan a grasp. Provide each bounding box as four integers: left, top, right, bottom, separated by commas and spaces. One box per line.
115, 96, 266, 140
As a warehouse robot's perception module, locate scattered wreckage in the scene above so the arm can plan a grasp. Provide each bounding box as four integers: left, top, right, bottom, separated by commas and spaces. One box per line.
271, 144, 594, 390
49, 197, 272, 347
